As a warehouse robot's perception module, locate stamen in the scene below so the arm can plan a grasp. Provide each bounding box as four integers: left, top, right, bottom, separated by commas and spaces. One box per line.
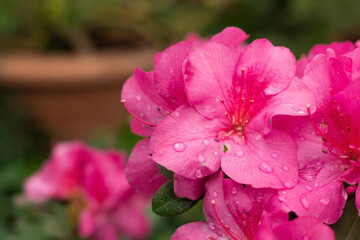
121, 99, 157, 127
211, 200, 239, 240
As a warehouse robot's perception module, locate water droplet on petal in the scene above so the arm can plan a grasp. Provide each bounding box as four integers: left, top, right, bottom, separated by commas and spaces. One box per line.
300, 195, 310, 209
231, 187, 237, 194
208, 222, 216, 230
173, 111, 180, 118
259, 162, 273, 173
136, 96, 141, 101
202, 139, 210, 146
292, 126, 299, 133
195, 169, 202, 178
255, 134, 262, 141
282, 166, 289, 172
283, 182, 293, 188
314, 183, 319, 187
235, 150, 244, 157
303, 235, 309, 240
271, 153, 279, 159
173, 142, 187, 152
278, 196, 286, 202
213, 191, 219, 198
305, 186, 312, 191
169, 67, 174, 73
319, 198, 330, 206
198, 153, 205, 163
213, 151, 218, 156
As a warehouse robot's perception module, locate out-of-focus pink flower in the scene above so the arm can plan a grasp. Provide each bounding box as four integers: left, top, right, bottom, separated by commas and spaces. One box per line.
296, 41, 355, 78
171, 172, 334, 240
122, 27, 249, 198
151, 37, 315, 189
24, 141, 151, 240
273, 47, 360, 223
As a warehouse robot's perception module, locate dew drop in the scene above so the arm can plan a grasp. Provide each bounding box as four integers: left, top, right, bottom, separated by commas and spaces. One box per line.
314, 183, 319, 187
202, 139, 210, 146
208, 222, 216, 230
169, 67, 174, 73
282, 166, 289, 172
235, 150, 244, 157
283, 182, 292, 188
195, 169, 202, 178
213, 151, 218, 156
305, 185, 312, 191
231, 187, 237, 194
319, 198, 330, 206
278, 196, 286, 202
136, 96, 141, 101
303, 235, 309, 240
259, 162, 273, 173
255, 134, 262, 141
198, 153, 206, 163
292, 126, 299, 133
173, 142, 187, 152
213, 191, 219, 198
300, 195, 310, 209
271, 153, 279, 159
173, 111, 180, 118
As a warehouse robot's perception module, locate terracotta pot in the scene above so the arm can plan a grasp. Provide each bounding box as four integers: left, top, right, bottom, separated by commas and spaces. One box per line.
0, 48, 156, 139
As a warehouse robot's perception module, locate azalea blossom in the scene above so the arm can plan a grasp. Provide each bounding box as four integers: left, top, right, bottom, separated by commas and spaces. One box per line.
150, 36, 315, 189
24, 141, 151, 240
273, 46, 360, 223
121, 27, 249, 198
171, 171, 335, 240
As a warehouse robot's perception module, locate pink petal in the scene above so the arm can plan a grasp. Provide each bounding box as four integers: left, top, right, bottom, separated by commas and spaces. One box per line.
125, 139, 168, 195
210, 27, 249, 48
151, 105, 226, 179
184, 42, 241, 119
279, 162, 346, 224
174, 174, 208, 200
308, 41, 355, 59
79, 209, 96, 237
171, 222, 221, 240
273, 216, 335, 240
130, 118, 152, 137
203, 172, 245, 239
356, 186, 360, 216
221, 129, 298, 189
121, 69, 166, 126
236, 39, 296, 95
115, 201, 151, 239
153, 41, 193, 110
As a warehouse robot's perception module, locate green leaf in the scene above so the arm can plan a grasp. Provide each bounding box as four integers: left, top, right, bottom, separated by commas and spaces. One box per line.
152, 180, 198, 217
157, 164, 174, 180
332, 197, 360, 240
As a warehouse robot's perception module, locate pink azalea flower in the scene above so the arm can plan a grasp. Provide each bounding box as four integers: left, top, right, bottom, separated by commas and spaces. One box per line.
121, 27, 249, 198
273, 47, 360, 223
151, 37, 315, 189
24, 141, 151, 240
171, 172, 334, 240
296, 41, 355, 78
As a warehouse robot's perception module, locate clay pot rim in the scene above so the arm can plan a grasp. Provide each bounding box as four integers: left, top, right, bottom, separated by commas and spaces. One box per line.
0, 47, 157, 90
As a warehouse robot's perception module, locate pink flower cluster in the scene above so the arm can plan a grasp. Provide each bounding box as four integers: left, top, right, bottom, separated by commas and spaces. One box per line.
24, 141, 151, 240
122, 27, 360, 239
